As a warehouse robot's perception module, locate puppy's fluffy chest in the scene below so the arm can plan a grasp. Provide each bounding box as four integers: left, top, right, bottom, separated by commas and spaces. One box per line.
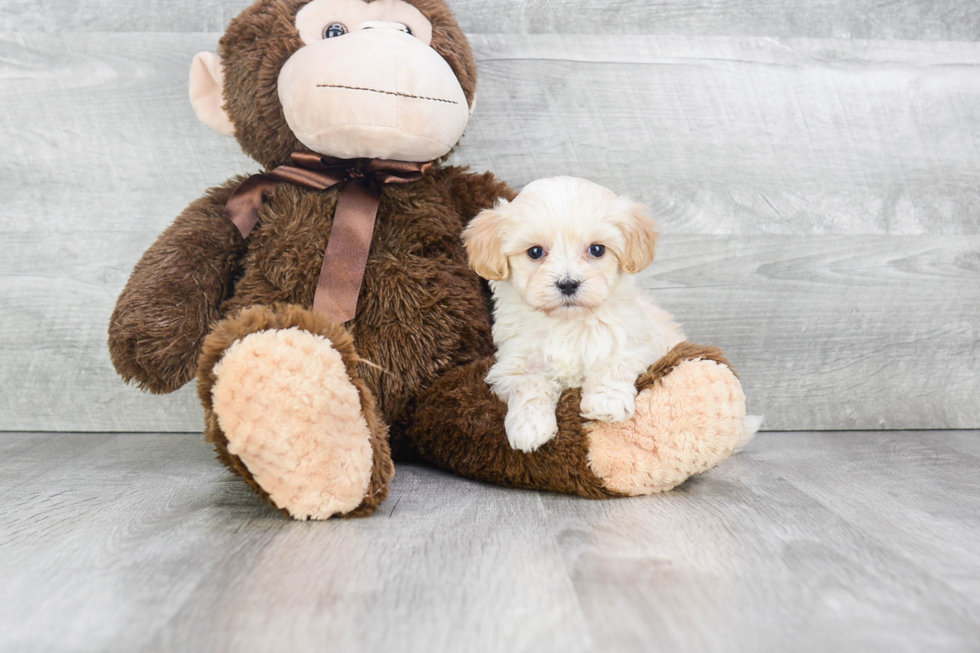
533, 317, 626, 387
490, 279, 680, 390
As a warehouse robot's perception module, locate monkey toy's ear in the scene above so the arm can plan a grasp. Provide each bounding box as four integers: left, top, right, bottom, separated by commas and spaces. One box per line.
189, 52, 236, 136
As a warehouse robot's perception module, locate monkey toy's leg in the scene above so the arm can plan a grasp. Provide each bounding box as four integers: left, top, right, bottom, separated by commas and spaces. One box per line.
405, 343, 747, 498
197, 304, 394, 519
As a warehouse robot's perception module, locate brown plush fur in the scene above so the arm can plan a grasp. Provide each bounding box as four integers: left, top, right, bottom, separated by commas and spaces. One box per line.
214, 166, 513, 435
405, 357, 611, 498
108, 179, 248, 394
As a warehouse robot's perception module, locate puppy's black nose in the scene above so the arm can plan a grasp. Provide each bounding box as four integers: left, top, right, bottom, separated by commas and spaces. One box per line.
557, 278, 581, 295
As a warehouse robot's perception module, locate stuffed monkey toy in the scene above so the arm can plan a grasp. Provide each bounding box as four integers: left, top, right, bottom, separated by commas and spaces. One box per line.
108, 0, 750, 520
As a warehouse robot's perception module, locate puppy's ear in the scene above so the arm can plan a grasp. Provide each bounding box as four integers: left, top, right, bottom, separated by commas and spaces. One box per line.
463, 202, 510, 281
619, 201, 659, 274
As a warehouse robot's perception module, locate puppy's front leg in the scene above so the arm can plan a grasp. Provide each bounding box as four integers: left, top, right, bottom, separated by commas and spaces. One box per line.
501, 375, 562, 453
580, 361, 644, 423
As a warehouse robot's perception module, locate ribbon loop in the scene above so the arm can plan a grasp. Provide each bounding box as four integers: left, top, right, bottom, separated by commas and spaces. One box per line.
224, 152, 430, 323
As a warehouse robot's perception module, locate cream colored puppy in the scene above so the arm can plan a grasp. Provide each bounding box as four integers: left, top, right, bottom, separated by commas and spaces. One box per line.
463, 176, 687, 453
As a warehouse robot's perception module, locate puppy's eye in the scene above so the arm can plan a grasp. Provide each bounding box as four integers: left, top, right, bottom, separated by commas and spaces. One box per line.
323, 23, 348, 38
589, 244, 606, 258
528, 246, 546, 260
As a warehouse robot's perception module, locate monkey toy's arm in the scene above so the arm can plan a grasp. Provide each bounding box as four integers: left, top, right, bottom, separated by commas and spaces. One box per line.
108, 179, 248, 394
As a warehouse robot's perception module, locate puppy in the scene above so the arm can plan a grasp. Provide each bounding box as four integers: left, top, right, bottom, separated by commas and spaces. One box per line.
463, 176, 688, 452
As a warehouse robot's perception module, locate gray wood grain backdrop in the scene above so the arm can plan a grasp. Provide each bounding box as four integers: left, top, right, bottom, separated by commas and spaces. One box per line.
1, 2, 979, 432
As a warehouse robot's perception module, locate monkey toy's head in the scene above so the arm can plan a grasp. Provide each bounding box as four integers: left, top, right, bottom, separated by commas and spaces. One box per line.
189, 0, 477, 169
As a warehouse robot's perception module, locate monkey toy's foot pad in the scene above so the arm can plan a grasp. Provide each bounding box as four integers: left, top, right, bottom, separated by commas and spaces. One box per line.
210, 327, 374, 520
586, 359, 747, 496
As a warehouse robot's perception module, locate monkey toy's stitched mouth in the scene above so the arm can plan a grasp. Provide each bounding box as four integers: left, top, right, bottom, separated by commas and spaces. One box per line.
316, 84, 459, 105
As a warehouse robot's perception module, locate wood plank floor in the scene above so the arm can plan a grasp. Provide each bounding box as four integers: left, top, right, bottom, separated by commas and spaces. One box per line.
1, 432, 978, 652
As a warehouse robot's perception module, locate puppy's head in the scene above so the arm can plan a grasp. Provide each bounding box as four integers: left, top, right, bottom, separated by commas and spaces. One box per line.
463, 176, 658, 314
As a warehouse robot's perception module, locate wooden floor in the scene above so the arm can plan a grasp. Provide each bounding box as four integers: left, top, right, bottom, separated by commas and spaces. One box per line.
1, 432, 978, 652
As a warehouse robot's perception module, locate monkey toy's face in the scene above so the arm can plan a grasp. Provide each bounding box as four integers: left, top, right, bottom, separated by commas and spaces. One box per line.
188, 0, 476, 166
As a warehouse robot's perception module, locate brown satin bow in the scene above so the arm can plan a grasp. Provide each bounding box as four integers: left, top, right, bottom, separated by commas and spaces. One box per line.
225, 151, 431, 323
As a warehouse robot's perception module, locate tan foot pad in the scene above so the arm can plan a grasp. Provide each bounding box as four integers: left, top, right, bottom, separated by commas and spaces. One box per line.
587, 359, 746, 496
211, 327, 373, 519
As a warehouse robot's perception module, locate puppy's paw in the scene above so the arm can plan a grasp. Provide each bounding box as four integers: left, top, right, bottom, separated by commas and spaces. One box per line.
581, 384, 637, 423
505, 402, 559, 453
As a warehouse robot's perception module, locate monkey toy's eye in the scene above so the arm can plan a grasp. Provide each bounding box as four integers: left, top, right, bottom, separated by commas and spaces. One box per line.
323, 23, 348, 38
528, 246, 546, 260
589, 244, 606, 258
